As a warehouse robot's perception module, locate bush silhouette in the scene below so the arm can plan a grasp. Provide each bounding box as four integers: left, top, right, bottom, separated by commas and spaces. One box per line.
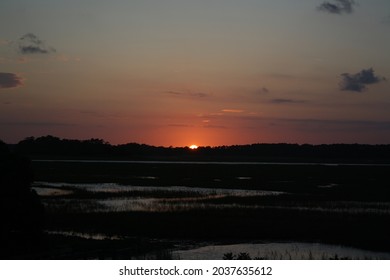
0, 140, 44, 257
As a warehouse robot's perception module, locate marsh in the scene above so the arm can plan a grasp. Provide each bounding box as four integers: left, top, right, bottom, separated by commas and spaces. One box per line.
17, 160, 390, 259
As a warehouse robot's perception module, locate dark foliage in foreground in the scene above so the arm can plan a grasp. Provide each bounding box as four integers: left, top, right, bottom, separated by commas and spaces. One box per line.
10, 135, 390, 162
32, 159, 390, 258
0, 141, 45, 258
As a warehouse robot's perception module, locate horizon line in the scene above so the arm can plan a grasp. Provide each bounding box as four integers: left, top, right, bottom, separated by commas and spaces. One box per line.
3, 135, 390, 148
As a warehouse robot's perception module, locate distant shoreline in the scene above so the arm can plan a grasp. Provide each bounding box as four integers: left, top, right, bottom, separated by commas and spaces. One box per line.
6, 135, 390, 164
32, 159, 390, 166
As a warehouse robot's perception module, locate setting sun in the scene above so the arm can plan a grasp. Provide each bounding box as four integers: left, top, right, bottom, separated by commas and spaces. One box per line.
189, 145, 198, 150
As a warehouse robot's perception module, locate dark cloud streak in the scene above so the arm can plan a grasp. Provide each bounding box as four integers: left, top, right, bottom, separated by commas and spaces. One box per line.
0, 121, 76, 127
18, 33, 56, 55
318, 0, 356, 15
166, 90, 211, 98
0, 73, 23, 89
168, 124, 194, 128
270, 99, 306, 104
339, 68, 386, 92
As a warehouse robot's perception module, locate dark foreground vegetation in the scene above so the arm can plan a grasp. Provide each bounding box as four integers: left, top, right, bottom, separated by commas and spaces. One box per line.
10, 135, 390, 162
2, 137, 390, 259
0, 140, 44, 259
31, 160, 390, 259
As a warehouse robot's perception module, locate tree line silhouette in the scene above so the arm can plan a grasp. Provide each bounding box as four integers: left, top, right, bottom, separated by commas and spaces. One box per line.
7, 135, 390, 162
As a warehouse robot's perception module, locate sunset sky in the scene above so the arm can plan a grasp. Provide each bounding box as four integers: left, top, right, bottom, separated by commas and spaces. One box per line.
1, 0, 390, 147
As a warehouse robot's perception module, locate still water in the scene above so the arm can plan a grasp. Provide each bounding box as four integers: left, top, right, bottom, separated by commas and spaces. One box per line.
34, 159, 390, 166
33, 181, 284, 212
172, 242, 390, 260
33, 181, 390, 214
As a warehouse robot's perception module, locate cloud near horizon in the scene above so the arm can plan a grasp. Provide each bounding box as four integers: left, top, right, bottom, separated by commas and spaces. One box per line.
166, 90, 210, 98
168, 124, 194, 128
18, 33, 56, 55
339, 68, 386, 92
318, 0, 356, 15
222, 109, 244, 113
270, 99, 306, 104
0, 73, 23, 89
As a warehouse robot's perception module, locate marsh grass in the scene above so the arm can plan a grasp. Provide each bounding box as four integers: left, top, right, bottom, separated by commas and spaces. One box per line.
32, 161, 390, 196
173, 241, 390, 260
30, 161, 390, 258
222, 251, 353, 260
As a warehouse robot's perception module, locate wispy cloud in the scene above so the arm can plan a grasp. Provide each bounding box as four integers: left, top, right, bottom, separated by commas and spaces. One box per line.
213, 114, 390, 131
318, 0, 356, 15
202, 124, 227, 129
0, 73, 23, 89
274, 117, 390, 133
270, 99, 306, 104
221, 109, 244, 113
257, 87, 270, 94
0, 121, 75, 127
265, 73, 296, 80
168, 124, 194, 128
339, 68, 386, 92
166, 90, 211, 98
18, 33, 56, 55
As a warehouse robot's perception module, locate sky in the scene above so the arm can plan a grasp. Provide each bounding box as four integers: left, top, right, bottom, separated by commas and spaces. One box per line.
1, 0, 390, 147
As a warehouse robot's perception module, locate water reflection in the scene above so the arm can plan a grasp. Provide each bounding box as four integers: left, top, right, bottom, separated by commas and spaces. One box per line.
33, 187, 74, 197
34, 181, 284, 212
97, 198, 261, 212
173, 242, 390, 260
33, 159, 390, 166
34, 181, 282, 196
33, 181, 390, 214
45, 230, 121, 240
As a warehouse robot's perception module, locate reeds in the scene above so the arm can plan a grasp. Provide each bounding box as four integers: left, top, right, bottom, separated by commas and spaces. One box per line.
30, 160, 390, 258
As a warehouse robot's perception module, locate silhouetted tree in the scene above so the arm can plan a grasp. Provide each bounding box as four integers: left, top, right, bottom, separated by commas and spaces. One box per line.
13, 135, 390, 162
17, 135, 112, 157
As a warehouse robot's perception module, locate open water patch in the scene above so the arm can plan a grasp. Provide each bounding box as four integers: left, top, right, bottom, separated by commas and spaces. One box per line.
173, 242, 390, 260
35, 181, 285, 212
